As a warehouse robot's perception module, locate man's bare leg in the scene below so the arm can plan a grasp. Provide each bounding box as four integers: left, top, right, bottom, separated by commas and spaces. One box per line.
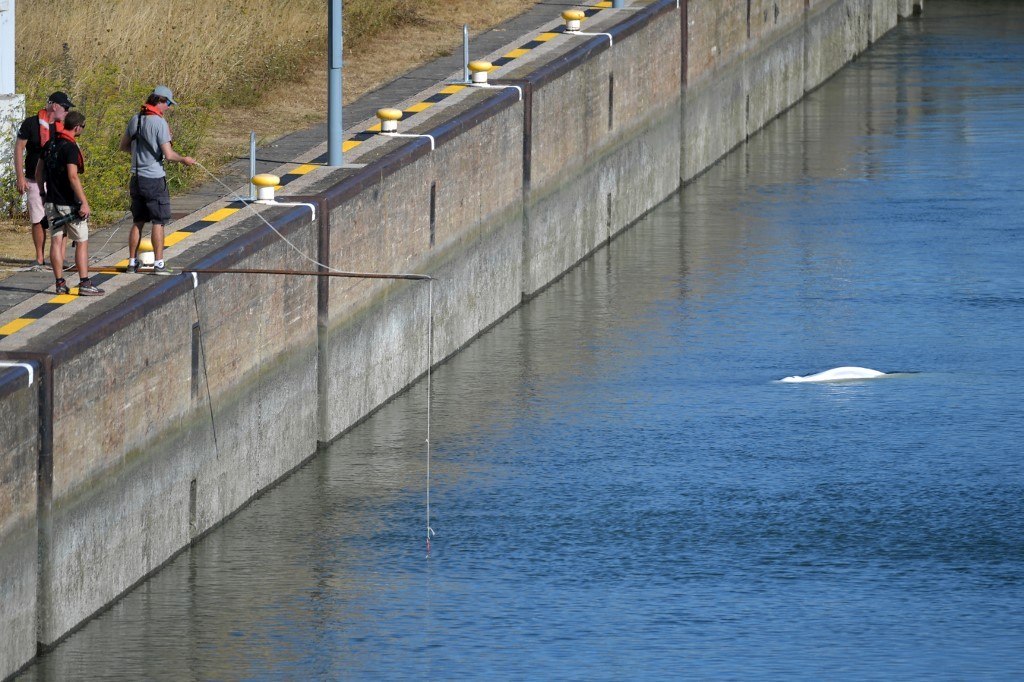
152, 223, 165, 262
129, 223, 143, 261
32, 222, 46, 264
50, 234, 65, 282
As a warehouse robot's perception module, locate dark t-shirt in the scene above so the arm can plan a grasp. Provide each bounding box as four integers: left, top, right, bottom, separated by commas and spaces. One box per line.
16, 115, 47, 178
43, 139, 83, 207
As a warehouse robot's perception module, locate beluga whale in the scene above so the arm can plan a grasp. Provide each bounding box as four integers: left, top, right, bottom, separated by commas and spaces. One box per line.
779, 366, 888, 383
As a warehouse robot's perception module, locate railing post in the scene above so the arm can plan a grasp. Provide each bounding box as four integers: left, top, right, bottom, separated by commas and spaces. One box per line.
248, 131, 256, 201
327, 0, 344, 167
464, 24, 471, 83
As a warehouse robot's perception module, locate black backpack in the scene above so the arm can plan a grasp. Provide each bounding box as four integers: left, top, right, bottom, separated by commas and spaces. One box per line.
41, 136, 69, 186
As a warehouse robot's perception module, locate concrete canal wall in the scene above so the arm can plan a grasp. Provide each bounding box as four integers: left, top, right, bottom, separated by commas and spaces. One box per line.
0, 0, 920, 676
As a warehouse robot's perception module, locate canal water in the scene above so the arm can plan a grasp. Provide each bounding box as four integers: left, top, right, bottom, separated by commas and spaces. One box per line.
22, 2, 1024, 679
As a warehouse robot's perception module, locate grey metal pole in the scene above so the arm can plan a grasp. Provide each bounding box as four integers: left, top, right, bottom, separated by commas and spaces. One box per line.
463, 24, 470, 83
327, 0, 344, 167
248, 131, 256, 200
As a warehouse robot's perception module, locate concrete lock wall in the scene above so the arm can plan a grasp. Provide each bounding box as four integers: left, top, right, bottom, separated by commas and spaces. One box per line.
0, 0, 916, 676
524, 4, 682, 295
319, 94, 527, 440
33, 207, 320, 647
0, 364, 39, 680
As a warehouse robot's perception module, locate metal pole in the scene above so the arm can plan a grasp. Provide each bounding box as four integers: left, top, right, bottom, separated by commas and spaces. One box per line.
0, 0, 26, 207
0, 0, 15, 95
248, 131, 256, 200
463, 24, 470, 83
183, 267, 432, 281
327, 0, 344, 167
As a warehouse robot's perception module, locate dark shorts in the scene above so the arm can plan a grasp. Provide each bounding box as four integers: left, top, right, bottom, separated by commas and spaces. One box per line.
130, 175, 172, 225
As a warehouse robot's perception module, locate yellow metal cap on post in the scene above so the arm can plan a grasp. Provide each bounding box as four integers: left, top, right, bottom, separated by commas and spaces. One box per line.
252, 173, 280, 202
563, 9, 585, 32
137, 236, 155, 267
252, 173, 281, 188
469, 60, 494, 84
377, 108, 403, 132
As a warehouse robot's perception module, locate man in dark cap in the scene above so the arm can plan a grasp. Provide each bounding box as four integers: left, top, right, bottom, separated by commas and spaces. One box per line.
13, 91, 74, 271
118, 85, 195, 275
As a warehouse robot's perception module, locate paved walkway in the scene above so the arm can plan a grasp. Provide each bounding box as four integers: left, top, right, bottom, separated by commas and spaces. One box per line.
0, 1, 627, 348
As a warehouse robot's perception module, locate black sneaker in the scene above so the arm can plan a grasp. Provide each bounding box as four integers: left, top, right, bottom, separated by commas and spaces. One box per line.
29, 261, 47, 272
78, 280, 105, 296
55, 278, 69, 295
132, 261, 142, 273
153, 264, 173, 276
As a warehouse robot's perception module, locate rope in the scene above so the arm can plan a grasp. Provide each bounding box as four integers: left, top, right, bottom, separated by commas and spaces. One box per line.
88, 226, 121, 264
426, 279, 435, 557
192, 159, 438, 558
191, 287, 220, 456
194, 161, 345, 274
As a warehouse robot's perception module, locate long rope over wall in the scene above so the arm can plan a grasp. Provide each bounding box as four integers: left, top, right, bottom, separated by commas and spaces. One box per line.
185, 162, 438, 557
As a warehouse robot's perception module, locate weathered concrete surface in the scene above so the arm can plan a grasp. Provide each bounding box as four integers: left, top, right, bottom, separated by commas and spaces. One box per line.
0, 363, 38, 679
316, 96, 525, 441
34, 214, 319, 646
525, 8, 682, 295
0, 1, 915, 676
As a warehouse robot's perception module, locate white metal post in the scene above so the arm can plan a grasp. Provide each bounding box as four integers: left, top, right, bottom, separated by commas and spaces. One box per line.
0, 0, 15, 96
0, 0, 26, 204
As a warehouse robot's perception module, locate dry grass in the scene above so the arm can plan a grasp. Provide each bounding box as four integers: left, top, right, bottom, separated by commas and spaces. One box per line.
2, 0, 540, 272
203, 0, 541, 166
19, 0, 334, 98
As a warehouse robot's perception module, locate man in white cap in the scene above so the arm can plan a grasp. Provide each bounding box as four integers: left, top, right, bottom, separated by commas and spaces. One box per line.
118, 85, 196, 275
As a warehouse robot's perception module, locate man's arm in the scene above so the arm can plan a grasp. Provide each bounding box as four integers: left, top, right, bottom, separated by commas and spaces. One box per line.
118, 130, 132, 153
66, 164, 90, 219
14, 139, 28, 194
159, 141, 195, 167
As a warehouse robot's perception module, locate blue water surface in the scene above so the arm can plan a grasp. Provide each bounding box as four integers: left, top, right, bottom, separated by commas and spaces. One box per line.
22, 2, 1024, 680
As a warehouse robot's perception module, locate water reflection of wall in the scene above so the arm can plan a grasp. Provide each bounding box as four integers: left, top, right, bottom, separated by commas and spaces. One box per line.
681, 15, 928, 302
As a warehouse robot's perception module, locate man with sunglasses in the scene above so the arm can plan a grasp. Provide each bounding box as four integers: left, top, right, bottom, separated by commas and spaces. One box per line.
13, 91, 74, 271
118, 85, 196, 275
35, 111, 104, 296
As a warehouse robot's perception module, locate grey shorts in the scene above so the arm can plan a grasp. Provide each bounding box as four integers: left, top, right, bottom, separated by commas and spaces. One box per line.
130, 175, 172, 225
44, 203, 89, 242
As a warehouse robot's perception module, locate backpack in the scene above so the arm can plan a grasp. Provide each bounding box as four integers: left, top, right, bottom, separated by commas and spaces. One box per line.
42, 137, 69, 186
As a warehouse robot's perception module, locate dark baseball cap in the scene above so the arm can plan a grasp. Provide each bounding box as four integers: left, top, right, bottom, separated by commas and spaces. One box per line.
48, 92, 74, 109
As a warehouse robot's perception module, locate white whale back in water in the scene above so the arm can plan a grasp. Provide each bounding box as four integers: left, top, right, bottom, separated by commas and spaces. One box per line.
780, 366, 887, 383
